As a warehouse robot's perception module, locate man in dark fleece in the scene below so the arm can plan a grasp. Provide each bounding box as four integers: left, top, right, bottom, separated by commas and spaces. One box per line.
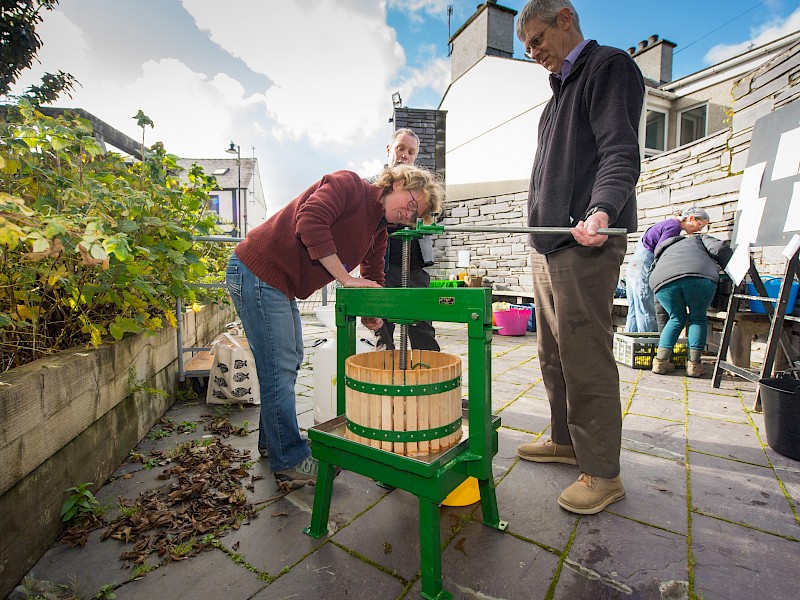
513, 0, 645, 515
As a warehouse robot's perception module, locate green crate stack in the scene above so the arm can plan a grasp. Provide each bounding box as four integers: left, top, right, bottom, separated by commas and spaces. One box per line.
613, 333, 688, 369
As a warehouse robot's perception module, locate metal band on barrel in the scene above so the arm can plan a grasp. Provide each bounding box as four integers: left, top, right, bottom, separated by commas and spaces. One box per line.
344, 375, 461, 396
345, 418, 462, 443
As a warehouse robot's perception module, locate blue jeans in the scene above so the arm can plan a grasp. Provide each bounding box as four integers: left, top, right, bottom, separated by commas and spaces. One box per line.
225, 254, 310, 471
655, 277, 717, 352
624, 240, 657, 332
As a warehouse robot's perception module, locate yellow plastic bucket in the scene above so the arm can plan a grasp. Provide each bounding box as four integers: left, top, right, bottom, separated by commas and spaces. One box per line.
441, 477, 480, 507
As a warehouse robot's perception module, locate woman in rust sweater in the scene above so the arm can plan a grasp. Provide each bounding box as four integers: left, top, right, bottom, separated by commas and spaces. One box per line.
226, 165, 444, 489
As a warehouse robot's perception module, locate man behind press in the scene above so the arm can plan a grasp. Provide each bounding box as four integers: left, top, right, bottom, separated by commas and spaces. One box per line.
514, 0, 644, 515
370, 128, 440, 353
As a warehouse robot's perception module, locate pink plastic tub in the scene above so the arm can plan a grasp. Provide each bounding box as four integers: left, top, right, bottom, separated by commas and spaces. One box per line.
493, 308, 532, 336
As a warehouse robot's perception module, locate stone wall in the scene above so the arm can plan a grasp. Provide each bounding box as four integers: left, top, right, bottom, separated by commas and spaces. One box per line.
0, 303, 234, 598
432, 40, 800, 286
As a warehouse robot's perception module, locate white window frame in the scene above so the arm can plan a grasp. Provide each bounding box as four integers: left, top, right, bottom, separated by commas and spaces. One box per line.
643, 108, 668, 157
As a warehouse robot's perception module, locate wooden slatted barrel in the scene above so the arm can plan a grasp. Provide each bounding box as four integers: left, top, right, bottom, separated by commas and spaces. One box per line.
344, 350, 462, 456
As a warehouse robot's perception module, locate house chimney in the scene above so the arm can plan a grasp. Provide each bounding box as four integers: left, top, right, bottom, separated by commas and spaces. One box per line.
449, 1, 518, 82
630, 35, 676, 85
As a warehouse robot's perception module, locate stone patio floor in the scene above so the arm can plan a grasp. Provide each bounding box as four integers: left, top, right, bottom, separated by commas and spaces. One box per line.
11, 315, 800, 600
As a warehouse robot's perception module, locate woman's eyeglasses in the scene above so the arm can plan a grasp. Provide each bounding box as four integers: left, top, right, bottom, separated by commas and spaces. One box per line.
397, 190, 424, 224
406, 191, 420, 222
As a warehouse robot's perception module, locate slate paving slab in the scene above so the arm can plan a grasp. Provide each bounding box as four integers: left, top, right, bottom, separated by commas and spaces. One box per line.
686, 389, 750, 422
559, 512, 688, 599
249, 541, 406, 599
113, 547, 266, 600
410, 520, 560, 600
692, 513, 800, 600
612, 450, 688, 535
23, 529, 143, 598
13, 317, 800, 600
627, 393, 686, 421
687, 415, 768, 465
488, 378, 532, 408
330, 488, 474, 582
689, 451, 799, 537
634, 378, 686, 402
495, 460, 578, 552
496, 394, 552, 433
622, 413, 687, 457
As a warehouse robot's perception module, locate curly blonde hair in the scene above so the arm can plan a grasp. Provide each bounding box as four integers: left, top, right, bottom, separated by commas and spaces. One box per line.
373, 164, 445, 225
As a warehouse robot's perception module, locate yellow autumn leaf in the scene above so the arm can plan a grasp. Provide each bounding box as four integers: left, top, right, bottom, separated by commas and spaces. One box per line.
191, 303, 202, 313
165, 310, 177, 328
16, 304, 36, 321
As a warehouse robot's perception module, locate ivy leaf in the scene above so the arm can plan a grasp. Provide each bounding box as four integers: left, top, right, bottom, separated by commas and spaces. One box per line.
109, 317, 141, 340
104, 236, 131, 261
51, 137, 70, 151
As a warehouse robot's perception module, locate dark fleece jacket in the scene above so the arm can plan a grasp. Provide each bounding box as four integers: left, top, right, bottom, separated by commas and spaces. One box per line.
528, 40, 645, 254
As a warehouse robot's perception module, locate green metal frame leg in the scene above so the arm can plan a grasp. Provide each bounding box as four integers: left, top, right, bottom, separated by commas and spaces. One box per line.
303, 461, 336, 539
478, 478, 508, 531
419, 498, 451, 600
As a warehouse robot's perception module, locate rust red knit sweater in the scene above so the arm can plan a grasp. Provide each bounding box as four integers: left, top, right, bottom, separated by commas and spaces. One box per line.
234, 170, 388, 300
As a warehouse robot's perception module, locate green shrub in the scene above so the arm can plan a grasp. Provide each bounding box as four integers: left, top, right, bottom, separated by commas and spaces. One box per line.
0, 100, 229, 371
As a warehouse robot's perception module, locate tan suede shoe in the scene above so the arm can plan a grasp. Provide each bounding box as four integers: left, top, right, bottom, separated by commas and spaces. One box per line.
516, 438, 578, 465
651, 358, 675, 374
558, 473, 625, 515
686, 360, 704, 378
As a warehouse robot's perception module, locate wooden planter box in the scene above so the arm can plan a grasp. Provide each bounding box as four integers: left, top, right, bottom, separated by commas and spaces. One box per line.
0, 303, 234, 598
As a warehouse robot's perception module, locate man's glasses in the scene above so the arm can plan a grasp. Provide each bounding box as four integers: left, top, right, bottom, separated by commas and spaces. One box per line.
523, 20, 554, 59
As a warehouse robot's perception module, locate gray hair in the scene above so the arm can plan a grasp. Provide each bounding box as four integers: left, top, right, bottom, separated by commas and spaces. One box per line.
515, 0, 582, 41
680, 207, 710, 221
390, 128, 419, 146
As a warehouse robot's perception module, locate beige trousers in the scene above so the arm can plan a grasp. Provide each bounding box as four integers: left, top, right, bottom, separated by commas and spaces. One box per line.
530, 236, 626, 479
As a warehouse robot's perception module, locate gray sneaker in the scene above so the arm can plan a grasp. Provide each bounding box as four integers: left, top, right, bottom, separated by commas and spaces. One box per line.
274, 456, 341, 491
274, 457, 319, 490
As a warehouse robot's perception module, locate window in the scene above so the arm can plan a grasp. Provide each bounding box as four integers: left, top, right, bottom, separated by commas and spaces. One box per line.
679, 104, 707, 146
208, 194, 220, 214
644, 110, 666, 155
212, 168, 229, 175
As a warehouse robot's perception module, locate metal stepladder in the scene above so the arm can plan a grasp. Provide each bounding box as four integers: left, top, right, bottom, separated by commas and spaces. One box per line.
303, 286, 507, 600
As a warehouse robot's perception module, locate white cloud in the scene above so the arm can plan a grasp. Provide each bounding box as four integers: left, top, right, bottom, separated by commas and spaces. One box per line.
8, 1, 424, 215
704, 6, 800, 65
9, 11, 89, 95
398, 56, 450, 108
349, 157, 385, 177
181, 0, 405, 145
387, 0, 451, 20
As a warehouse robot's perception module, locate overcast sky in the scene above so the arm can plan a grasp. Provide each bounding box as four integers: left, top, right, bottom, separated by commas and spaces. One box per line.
9, 0, 800, 216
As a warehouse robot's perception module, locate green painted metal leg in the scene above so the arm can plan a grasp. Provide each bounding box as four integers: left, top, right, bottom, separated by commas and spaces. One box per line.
478, 478, 508, 531
419, 498, 451, 600
303, 461, 336, 539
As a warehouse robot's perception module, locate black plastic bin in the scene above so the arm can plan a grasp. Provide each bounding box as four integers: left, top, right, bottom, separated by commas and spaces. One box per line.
759, 371, 800, 461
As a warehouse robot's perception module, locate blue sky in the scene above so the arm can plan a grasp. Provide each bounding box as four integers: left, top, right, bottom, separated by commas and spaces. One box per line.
8, 0, 800, 214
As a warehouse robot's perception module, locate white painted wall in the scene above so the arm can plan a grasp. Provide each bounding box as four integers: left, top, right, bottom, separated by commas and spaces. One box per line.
440, 56, 551, 186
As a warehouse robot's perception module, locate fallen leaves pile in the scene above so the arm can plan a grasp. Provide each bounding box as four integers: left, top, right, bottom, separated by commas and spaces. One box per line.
203, 415, 249, 438
61, 433, 258, 567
